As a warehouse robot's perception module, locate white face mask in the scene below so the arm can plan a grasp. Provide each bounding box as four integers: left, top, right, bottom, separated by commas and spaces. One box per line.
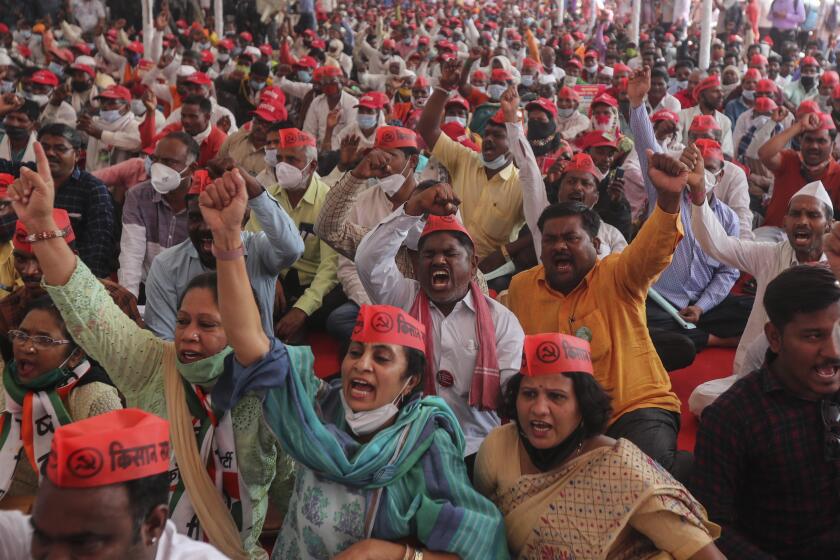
25, 93, 49, 107
487, 83, 506, 100
444, 115, 467, 127
557, 107, 576, 119
742, 89, 755, 102
520, 75, 535, 87
218, 53, 230, 63
704, 168, 722, 193
275, 161, 311, 190
482, 152, 509, 170
752, 114, 771, 129
150, 162, 187, 194
376, 160, 410, 197
143, 155, 152, 177
100, 109, 122, 123
264, 148, 278, 167
340, 378, 411, 436
130, 99, 146, 116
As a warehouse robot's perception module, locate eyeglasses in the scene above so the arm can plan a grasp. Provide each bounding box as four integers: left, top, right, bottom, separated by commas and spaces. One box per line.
821, 399, 840, 461
8, 329, 72, 349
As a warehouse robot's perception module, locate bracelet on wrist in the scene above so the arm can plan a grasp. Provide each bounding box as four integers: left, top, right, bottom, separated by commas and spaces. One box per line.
24, 226, 70, 244
211, 243, 245, 261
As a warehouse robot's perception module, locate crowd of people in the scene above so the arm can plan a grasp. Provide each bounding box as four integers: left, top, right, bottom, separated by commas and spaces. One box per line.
0, 0, 838, 557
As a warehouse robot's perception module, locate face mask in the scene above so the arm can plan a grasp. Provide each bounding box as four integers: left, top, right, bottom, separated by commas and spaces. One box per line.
20, 31, 32, 40
752, 114, 770, 129
8, 350, 80, 391
819, 94, 831, 108
413, 96, 429, 109
487, 83, 506, 100
340, 378, 410, 436
585, 63, 598, 73
48, 63, 64, 79
127, 53, 140, 66
527, 119, 556, 140
176, 346, 233, 385
236, 64, 250, 74
482, 152, 509, 170
404, 37, 413, 45
150, 162, 188, 194
25, 92, 49, 108
521, 75, 535, 87
557, 107, 576, 119
297, 70, 312, 83
473, 85, 487, 95
264, 148, 278, 167
704, 168, 722, 193
357, 113, 377, 129
100, 109, 122, 124
592, 113, 614, 131
275, 161, 311, 190
3, 126, 29, 140
71, 80, 91, 93
143, 155, 152, 177
675, 79, 688, 90
444, 115, 467, 127
742, 89, 755, 102
0, 81, 15, 94
131, 98, 147, 116
518, 419, 586, 471
232, 47, 243, 57
200, 42, 211, 50
801, 76, 816, 90
250, 80, 265, 91
323, 84, 340, 96
376, 159, 410, 197
415, 154, 429, 175
218, 53, 230, 63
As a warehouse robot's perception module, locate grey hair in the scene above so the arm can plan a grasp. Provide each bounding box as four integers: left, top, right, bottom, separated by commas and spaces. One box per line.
304, 145, 318, 164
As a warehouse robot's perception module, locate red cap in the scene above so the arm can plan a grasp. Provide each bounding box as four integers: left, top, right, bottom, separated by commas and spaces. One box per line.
70, 63, 95, 78
217, 39, 234, 51
591, 92, 618, 109
258, 85, 286, 106
125, 41, 144, 55
576, 130, 618, 151
728, 34, 743, 43
557, 86, 580, 101
375, 126, 418, 150
259, 44, 273, 56
105, 29, 118, 41
72, 43, 92, 55
14, 209, 75, 253
821, 71, 840, 88
689, 114, 721, 133
563, 152, 604, 182
488, 108, 508, 125
445, 95, 470, 112
441, 121, 479, 151
46, 409, 170, 489
753, 97, 778, 112
833, 84, 840, 100
651, 109, 679, 124
566, 58, 583, 70
418, 36, 430, 45
185, 72, 213, 86
250, 102, 288, 123
801, 56, 819, 69
522, 58, 541, 71
749, 54, 768, 66
0, 24, 8, 34
796, 100, 820, 119
490, 68, 513, 82
351, 304, 426, 354
521, 333, 594, 377
176, 19, 188, 29
420, 214, 473, 245
471, 70, 487, 82
815, 112, 837, 131
382, 38, 397, 49
200, 50, 214, 64
756, 78, 777, 93
313, 65, 343, 80
239, 31, 253, 42
612, 62, 631, 75
302, 29, 316, 38
96, 85, 131, 102
31, 69, 59, 87
694, 75, 721, 98
279, 128, 316, 148
0, 173, 13, 198
356, 91, 388, 110
294, 56, 318, 69
743, 68, 761, 82
695, 138, 723, 161
311, 38, 326, 50
49, 47, 75, 64
526, 97, 558, 118
573, 31, 586, 40
413, 75, 430, 89
584, 50, 599, 60
762, 35, 774, 46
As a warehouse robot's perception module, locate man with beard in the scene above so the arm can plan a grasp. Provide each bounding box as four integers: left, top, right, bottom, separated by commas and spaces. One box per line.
355, 179, 524, 476
64, 55, 98, 114
0, 97, 39, 164
143, 163, 304, 340
506, 145, 691, 480
756, 111, 840, 242
524, 97, 570, 175
678, 74, 735, 156
691, 265, 840, 559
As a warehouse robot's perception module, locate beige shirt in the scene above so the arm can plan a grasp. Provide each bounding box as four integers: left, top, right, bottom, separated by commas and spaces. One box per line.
218, 128, 267, 177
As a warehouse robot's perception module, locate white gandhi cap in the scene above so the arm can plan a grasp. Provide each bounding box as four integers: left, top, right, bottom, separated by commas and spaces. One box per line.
792, 180, 833, 211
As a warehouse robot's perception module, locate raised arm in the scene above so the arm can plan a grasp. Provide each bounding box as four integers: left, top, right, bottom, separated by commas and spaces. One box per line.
201, 169, 269, 366
758, 111, 817, 172
627, 66, 665, 218
417, 57, 462, 151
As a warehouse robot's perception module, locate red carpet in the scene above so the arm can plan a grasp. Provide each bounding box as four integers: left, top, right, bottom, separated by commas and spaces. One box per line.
307, 332, 735, 453
670, 347, 736, 452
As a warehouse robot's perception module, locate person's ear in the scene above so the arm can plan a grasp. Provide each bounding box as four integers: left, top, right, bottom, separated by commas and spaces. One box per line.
765, 321, 782, 354
592, 235, 601, 255
66, 347, 84, 369
405, 373, 420, 396
140, 504, 169, 547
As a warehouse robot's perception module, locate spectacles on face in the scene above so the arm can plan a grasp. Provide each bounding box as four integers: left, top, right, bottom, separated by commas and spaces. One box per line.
821, 399, 840, 461
8, 329, 72, 349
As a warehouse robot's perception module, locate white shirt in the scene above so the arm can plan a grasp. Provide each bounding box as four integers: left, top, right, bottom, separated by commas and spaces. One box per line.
0, 517, 228, 560
302, 91, 359, 150
647, 93, 682, 114
71, 0, 105, 33
85, 111, 142, 172
355, 207, 525, 456
555, 110, 590, 141
677, 106, 734, 157
331, 120, 378, 151
505, 122, 627, 259
710, 161, 753, 240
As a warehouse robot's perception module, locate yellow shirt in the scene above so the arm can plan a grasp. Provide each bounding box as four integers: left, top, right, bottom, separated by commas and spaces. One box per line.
246, 173, 338, 316
507, 206, 683, 422
0, 242, 22, 299
431, 133, 525, 260
218, 128, 268, 177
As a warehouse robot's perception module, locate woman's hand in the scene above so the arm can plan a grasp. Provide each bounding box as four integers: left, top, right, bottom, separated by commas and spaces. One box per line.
199, 169, 248, 249
332, 539, 406, 560
9, 142, 57, 232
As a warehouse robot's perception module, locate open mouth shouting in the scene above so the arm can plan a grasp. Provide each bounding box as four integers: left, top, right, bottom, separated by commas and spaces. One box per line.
529, 419, 553, 439
791, 228, 813, 247
552, 252, 575, 276
566, 191, 585, 203
814, 363, 840, 381
429, 267, 452, 291
348, 377, 376, 401
15, 358, 37, 379
178, 349, 205, 363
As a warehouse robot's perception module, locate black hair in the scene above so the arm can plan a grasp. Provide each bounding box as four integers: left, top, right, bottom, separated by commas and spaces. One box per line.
23, 295, 72, 341
651, 68, 669, 83
125, 472, 170, 543
181, 94, 212, 115
765, 265, 840, 330
251, 61, 270, 77
674, 59, 694, 71
38, 123, 83, 150
537, 201, 601, 240
499, 372, 613, 438
177, 271, 218, 309
403, 347, 426, 395
9, 99, 41, 123
417, 230, 475, 257
398, 146, 420, 158
161, 131, 200, 161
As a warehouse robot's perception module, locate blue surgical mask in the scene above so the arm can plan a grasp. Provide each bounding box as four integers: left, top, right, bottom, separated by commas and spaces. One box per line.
415, 154, 429, 175
99, 109, 122, 123
357, 113, 377, 129
557, 107, 576, 119
297, 70, 312, 83
482, 152, 509, 170
520, 75, 534, 87
444, 116, 467, 127
250, 80, 265, 91
488, 83, 506, 100
48, 62, 64, 79
742, 89, 755, 101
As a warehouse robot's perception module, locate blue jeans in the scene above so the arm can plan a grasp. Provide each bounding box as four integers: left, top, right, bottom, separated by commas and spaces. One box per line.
327, 301, 360, 342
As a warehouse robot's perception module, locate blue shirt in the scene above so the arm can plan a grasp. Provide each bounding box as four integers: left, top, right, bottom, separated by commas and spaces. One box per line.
724, 97, 749, 130
144, 191, 304, 339
630, 103, 740, 312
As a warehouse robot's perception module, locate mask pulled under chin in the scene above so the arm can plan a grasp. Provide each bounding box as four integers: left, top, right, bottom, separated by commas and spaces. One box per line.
340, 379, 409, 436
482, 152, 509, 170
518, 419, 586, 471
176, 346, 233, 386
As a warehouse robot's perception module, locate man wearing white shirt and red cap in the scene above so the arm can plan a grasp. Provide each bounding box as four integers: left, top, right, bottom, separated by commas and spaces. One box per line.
555, 86, 589, 140
0, 408, 228, 559
678, 75, 735, 156
688, 179, 833, 414
66, 55, 99, 114
78, 85, 141, 172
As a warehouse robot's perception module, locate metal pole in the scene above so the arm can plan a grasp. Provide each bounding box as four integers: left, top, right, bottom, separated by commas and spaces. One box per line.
214, 0, 224, 38
142, 0, 152, 57
557, 0, 564, 26
699, 0, 713, 70
630, 0, 641, 45
589, 0, 597, 32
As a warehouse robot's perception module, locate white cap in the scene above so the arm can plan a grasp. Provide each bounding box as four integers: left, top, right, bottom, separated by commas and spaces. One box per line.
244, 46, 261, 59
600, 66, 615, 77
328, 39, 343, 53
0, 53, 11, 66
74, 55, 96, 67
177, 65, 197, 77
792, 180, 833, 210
537, 73, 556, 85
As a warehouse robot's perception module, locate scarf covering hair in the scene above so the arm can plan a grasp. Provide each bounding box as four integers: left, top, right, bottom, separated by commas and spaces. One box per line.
409, 281, 501, 411
0, 360, 92, 498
